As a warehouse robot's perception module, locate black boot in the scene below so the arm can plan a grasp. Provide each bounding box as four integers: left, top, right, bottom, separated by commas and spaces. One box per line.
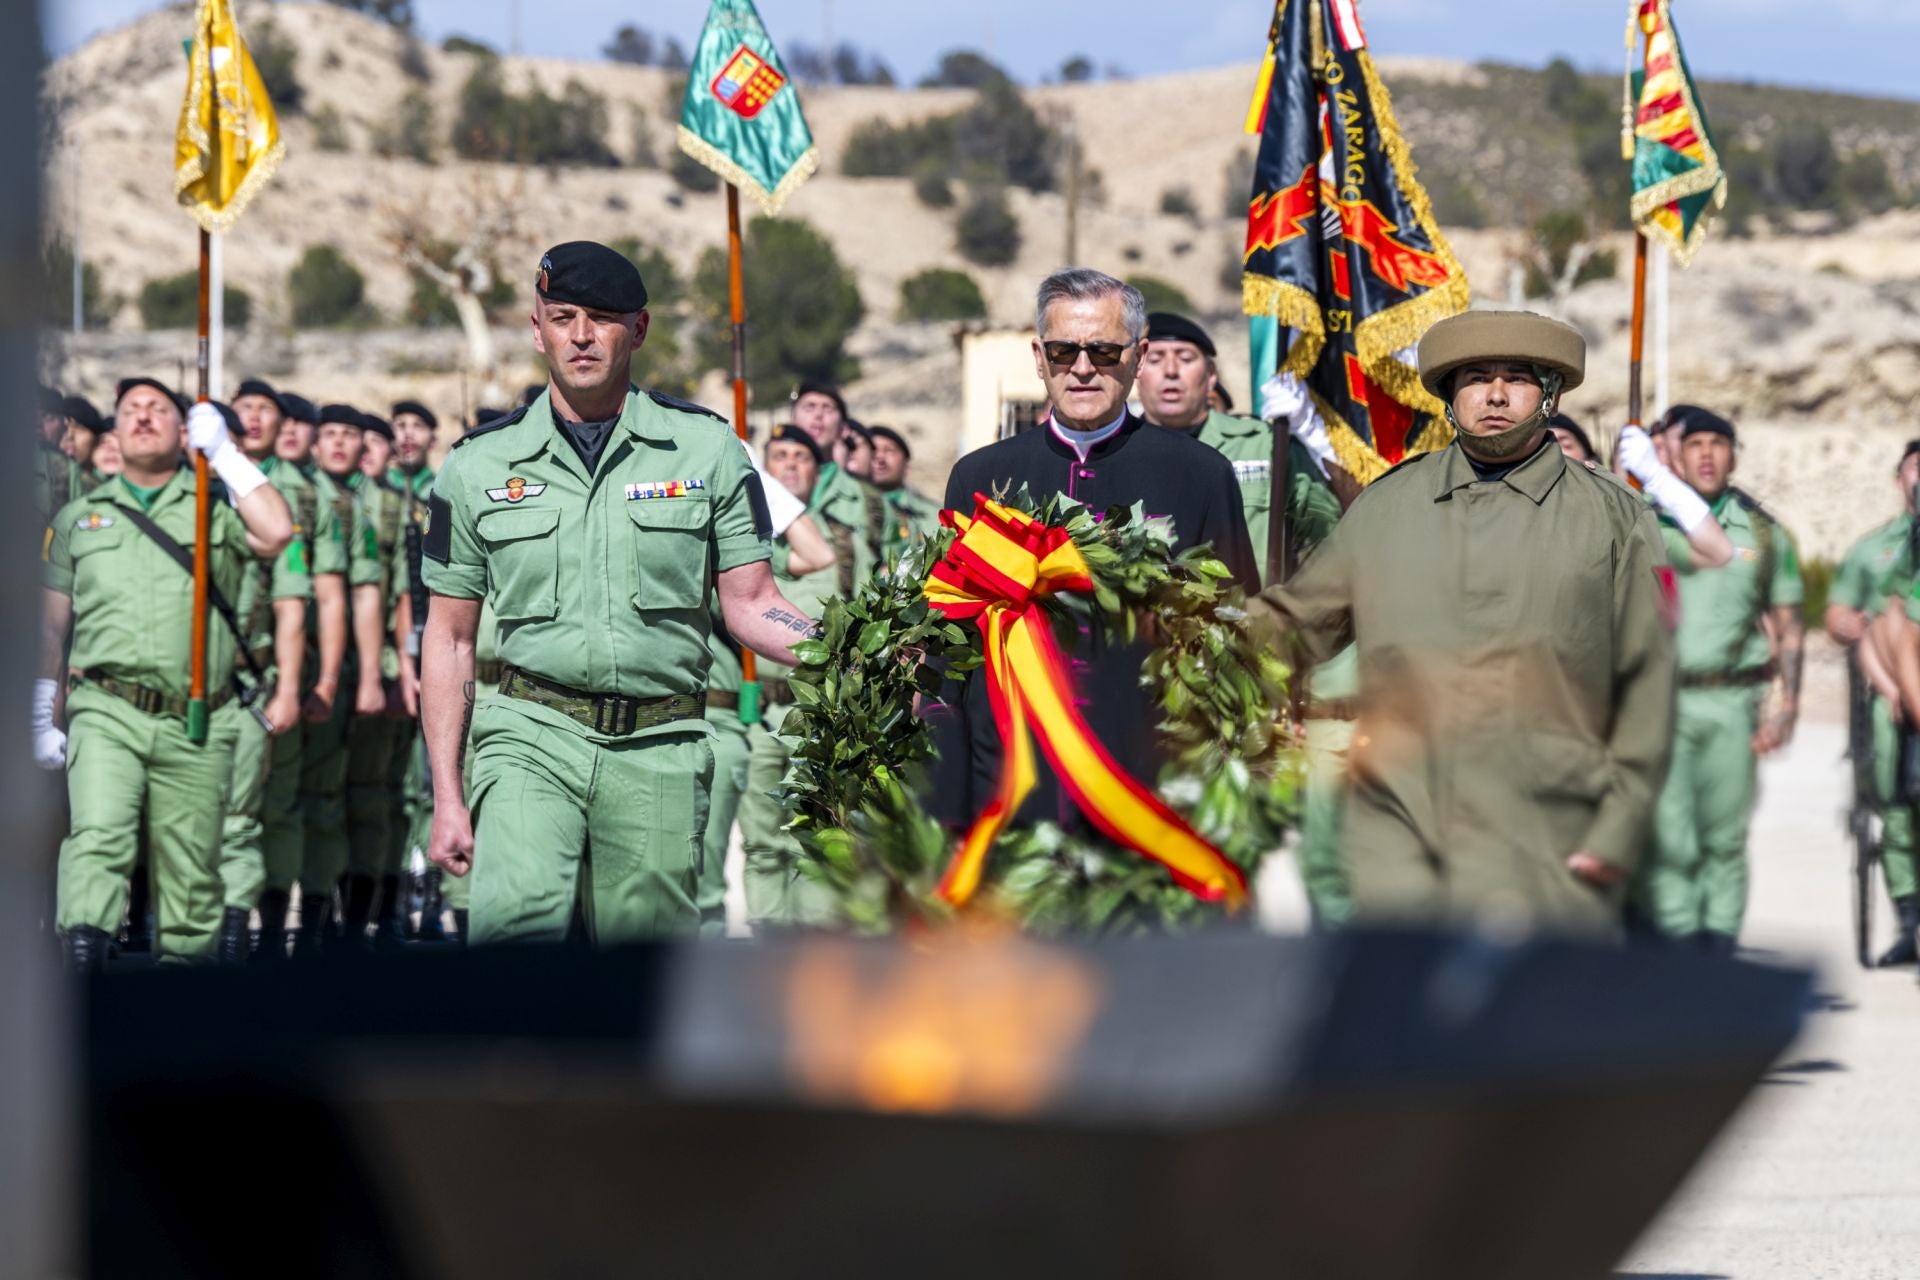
374, 874, 409, 951
65, 924, 111, 974
292, 892, 334, 959
216, 907, 251, 966
123, 874, 153, 954
415, 869, 446, 942
453, 908, 469, 946
338, 874, 378, 950
1876, 895, 1920, 967
254, 889, 291, 964
1698, 931, 1738, 959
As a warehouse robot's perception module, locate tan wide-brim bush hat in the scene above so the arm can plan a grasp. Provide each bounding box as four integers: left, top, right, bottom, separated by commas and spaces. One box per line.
1417, 310, 1586, 400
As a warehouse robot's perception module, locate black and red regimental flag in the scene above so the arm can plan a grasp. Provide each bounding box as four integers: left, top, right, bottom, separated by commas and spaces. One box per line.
1242, 0, 1468, 483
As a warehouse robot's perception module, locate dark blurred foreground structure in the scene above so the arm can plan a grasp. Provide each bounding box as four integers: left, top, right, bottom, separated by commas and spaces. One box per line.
86, 930, 1808, 1279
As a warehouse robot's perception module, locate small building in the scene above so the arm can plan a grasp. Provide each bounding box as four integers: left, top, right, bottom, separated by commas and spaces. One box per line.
956, 326, 1047, 460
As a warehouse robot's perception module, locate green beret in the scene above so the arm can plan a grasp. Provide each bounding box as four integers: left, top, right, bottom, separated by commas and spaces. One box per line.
535, 241, 648, 313
1417, 310, 1585, 399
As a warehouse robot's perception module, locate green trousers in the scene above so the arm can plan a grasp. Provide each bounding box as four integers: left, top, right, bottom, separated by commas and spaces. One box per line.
260, 717, 305, 891
217, 700, 270, 911
57, 684, 233, 961
1641, 685, 1761, 939
345, 712, 398, 878
466, 699, 712, 945
1299, 716, 1355, 927
1871, 695, 1919, 900
700, 704, 753, 935
298, 687, 353, 892
738, 705, 837, 928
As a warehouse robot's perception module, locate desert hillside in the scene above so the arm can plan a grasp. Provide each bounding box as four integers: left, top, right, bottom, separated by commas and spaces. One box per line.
37, 3, 1920, 559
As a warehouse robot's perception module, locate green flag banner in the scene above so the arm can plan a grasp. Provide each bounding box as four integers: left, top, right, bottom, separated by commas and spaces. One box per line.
677, 0, 819, 214
1623, 0, 1726, 265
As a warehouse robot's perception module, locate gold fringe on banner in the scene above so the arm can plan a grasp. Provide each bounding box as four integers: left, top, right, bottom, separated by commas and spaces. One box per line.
676, 125, 820, 216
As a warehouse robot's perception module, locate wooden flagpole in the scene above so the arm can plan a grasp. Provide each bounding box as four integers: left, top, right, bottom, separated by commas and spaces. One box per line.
1625, 13, 1653, 436
187, 25, 215, 745
727, 182, 762, 725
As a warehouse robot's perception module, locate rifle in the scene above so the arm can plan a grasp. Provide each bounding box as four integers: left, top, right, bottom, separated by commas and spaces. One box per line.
1845, 650, 1880, 970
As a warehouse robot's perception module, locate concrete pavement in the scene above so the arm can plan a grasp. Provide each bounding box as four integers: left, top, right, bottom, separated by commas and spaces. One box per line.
1620, 720, 1920, 1279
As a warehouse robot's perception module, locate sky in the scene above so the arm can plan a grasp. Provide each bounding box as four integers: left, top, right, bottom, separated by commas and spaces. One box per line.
43, 0, 1920, 102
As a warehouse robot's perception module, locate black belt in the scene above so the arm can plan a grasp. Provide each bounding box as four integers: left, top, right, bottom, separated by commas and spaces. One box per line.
760, 677, 793, 706
499, 665, 704, 736
707, 689, 739, 711
72, 669, 234, 720
1680, 666, 1774, 690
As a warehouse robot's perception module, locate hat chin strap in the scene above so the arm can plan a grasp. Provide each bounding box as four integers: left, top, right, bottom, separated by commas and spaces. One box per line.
1447, 369, 1562, 461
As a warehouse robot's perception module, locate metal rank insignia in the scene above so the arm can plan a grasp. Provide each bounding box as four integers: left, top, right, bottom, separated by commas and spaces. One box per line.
485, 477, 548, 503
75, 512, 115, 531
710, 45, 786, 120
626, 479, 705, 501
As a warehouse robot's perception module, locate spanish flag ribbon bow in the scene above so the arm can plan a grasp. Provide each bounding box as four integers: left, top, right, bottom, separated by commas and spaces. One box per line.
923, 496, 1249, 911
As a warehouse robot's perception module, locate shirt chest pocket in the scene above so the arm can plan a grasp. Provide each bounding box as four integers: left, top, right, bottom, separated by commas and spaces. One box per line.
1233, 459, 1271, 515
627, 499, 710, 611
478, 506, 560, 622
67, 523, 126, 599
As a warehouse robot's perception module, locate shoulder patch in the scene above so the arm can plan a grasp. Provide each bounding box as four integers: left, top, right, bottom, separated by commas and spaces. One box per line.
648, 388, 729, 425
452, 406, 528, 448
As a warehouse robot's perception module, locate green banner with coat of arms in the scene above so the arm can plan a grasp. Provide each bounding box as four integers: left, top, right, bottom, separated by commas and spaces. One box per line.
677, 0, 818, 214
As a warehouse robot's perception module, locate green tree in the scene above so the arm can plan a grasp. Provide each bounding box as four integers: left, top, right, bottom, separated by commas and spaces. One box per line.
603, 24, 655, 65
441, 34, 495, 55
252, 20, 304, 115
670, 148, 719, 192
954, 81, 1055, 191
372, 89, 436, 162
694, 217, 864, 403
451, 68, 616, 166
606, 237, 683, 303
1059, 55, 1094, 83
912, 159, 954, 208
955, 187, 1021, 266
137, 271, 251, 330
289, 245, 369, 328
1126, 275, 1192, 316
898, 267, 987, 322
41, 240, 118, 330
920, 49, 1010, 89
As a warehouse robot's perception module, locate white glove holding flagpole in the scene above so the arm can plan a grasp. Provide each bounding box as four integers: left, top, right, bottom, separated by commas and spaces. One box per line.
1260, 371, 1335, 476
1616, 424, 1712, 533
32, 677, 65, 770
187, 401, 269, 501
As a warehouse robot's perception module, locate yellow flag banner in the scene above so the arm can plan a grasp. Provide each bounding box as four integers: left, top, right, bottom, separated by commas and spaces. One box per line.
923, 497, 1249, 911
174, 0, 284, 233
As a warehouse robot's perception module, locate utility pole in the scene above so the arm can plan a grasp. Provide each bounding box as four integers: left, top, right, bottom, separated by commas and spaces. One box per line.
1062, 115, 1079, 266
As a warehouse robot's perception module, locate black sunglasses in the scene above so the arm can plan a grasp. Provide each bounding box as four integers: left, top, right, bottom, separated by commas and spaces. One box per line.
1042, 340, 1131, 368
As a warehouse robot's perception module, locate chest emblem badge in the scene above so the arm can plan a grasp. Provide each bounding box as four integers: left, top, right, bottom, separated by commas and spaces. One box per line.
487, 477, 547, 503
75, 513, 115, 531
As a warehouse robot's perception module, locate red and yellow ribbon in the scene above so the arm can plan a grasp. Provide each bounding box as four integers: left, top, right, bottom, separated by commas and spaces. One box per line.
924, 495, 1248, 911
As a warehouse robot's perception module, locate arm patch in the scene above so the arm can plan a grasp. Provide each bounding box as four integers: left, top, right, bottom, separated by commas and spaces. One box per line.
424, 492, 453, 564
744, 471, 773, 540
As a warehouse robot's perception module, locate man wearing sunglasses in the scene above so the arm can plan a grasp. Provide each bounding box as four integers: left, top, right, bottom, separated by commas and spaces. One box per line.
929, 267, 1257, 835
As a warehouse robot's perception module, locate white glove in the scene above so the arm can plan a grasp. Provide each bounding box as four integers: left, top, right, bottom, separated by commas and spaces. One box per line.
1617, 424, 1712, 534
31, 677, 65, 770
189, 402, 269, 500
1262, 372, 1336, 475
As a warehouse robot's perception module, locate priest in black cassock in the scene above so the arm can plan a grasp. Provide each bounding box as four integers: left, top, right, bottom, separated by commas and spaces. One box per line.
928, 267, 1258, 833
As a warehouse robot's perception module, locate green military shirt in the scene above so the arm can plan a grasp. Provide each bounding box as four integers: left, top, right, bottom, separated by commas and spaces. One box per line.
44, 470, 253, 699
1833, 515, 1913, 617
1669, 490, 1802, 677
237, 463, 318, 656
878, 485, 943, 557
423, 388, 770, 715
1253, 439, 1677, 882
1183, 410, 1340, 584
809, 462, 877, 593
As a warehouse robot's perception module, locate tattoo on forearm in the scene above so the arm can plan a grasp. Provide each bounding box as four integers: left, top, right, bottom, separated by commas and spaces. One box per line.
761, 606, 815, 636
457, 680, 475, 772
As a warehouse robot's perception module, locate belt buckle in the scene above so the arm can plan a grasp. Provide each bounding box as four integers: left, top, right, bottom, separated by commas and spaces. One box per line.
138, 687, 162, 715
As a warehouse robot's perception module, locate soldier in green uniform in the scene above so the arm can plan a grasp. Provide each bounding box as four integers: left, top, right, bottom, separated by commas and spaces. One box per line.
419, 241, 818, 945
296, 403, 386, 950
1636, 406, 1803, 954
866, 425, 942, 557
57, 396, 112, 499
1248, 311, 1677, 933
34, 382, 293, 969
34, 384, 74, 531
791, 382, 879, 593
212, 380, 316, 962
248, 391, 351, 958
1827, 441, 1920, 964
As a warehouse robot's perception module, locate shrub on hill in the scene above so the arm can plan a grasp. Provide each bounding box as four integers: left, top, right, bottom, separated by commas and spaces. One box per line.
372, 90, 436, 163
955, 187, 1021, 267
252, 20, 304, 115
842, 82, 1056, 192
898, 267, 987, 322
42, 240, 119, 330
289, 245, 370, 329
138, 271, 251, 330
452, 69, 618, 167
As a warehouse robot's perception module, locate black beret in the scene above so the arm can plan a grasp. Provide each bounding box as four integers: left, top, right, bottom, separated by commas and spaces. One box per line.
359, 412, 394, 441
1899, 440, 1920, 472
1547, 412, 1593, 458
1145, 312, 1216, 358
61, 395, 106, 433
38, 384, 65, 416
392, 400, 438, 429
535, 241, 648, 313
233, 378, 283, 412
766, 423, 826, 466
210, 401, 242, 435
279, 392, 318, 424
841, 418, 873, 443
115, 377, 188, 414
867, 424, 911, 459
1671, 404, 1736, 444
317, 402, 364, 429
791, 381, 846, 417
